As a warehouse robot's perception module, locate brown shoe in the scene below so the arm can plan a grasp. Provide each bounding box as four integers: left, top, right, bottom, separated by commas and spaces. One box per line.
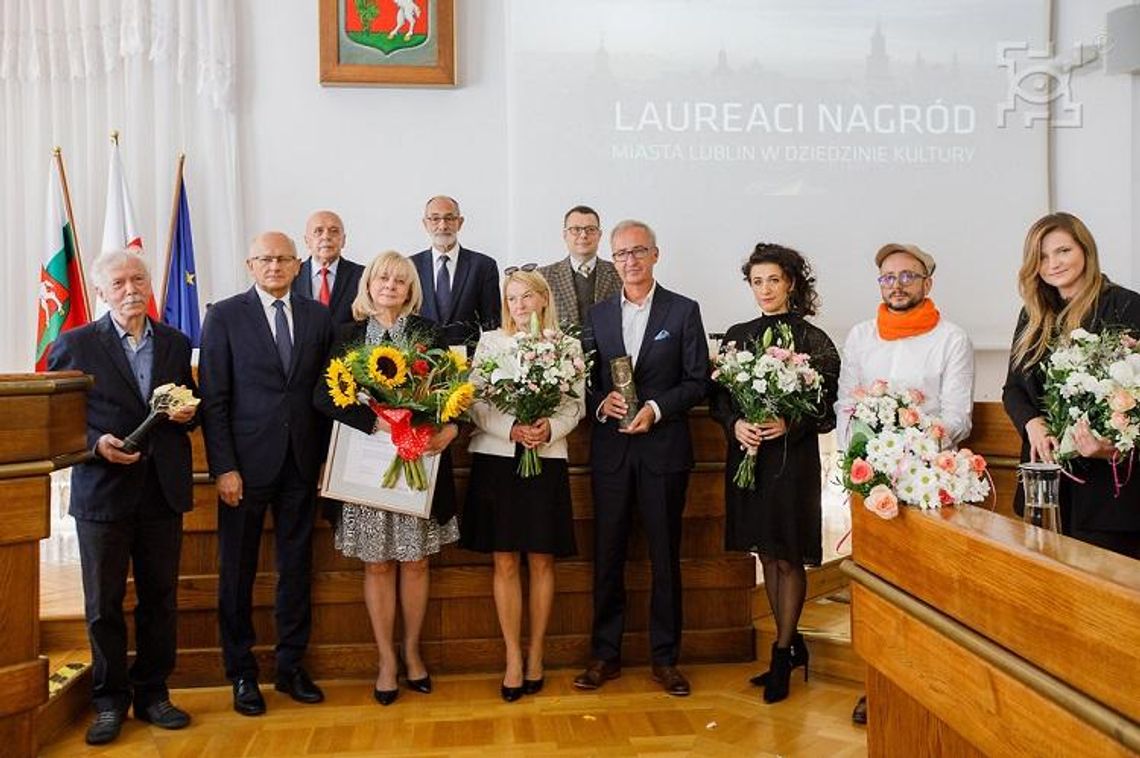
651, 665, 691, 697
573, 659, 621, 690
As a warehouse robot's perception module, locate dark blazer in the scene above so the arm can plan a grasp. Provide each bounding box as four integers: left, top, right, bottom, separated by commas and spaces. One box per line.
313, 314, 458, 524
585, 285, 710, 474
539, 256, 622, 328
292, 256, 364, 328
411, 246, 500, 347
47, 315, 196, 520
199, 287, 334, 489
1003, 283, 1140, 532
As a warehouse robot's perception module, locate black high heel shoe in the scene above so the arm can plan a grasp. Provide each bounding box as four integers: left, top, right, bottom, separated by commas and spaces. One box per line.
501, 682, 525, 702
405, 674, 432, 694
373, 687, 399, 706
750, 633, 810, 686
522, 677, 544, 695
762, 646, 793, 704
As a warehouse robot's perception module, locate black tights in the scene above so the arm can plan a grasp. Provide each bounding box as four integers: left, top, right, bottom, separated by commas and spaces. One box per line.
760, 556, 806, 648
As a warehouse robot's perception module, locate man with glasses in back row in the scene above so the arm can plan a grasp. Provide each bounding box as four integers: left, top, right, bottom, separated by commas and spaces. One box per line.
539, 204, 622, 329
834, 243, 974, 726
199, 232, 334, 717
411, 195, 501, 349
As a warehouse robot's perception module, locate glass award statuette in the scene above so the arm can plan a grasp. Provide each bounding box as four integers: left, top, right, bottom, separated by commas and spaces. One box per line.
120, 383, 200, 454
610, 356, 639, 429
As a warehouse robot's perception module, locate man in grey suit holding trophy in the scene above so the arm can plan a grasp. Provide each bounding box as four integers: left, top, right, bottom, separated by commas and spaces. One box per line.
573, 220, 709, 697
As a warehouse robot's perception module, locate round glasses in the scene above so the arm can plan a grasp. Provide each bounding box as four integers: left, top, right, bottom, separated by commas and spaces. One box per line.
877, 271, 927, 288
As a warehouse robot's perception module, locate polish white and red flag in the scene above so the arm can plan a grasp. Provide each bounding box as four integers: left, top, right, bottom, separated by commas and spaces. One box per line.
100, 137, 158, 317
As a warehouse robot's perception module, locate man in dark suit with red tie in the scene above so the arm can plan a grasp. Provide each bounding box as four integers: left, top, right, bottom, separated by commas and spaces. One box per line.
411, 195, 501, 349
199, 231, 334, 716
48, 250, 196, 745
573, 220, 709, 697
291, 210, 364, 327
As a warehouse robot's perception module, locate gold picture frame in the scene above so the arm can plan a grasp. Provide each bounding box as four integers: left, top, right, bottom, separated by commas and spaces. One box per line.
319, 0, 456, 87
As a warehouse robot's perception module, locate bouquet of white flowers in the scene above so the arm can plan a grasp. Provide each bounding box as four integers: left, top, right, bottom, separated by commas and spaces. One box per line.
472, 313, 592, 477
711, 322, 824, 489
1043, 327, 1140, 462
839, 381, 989, 518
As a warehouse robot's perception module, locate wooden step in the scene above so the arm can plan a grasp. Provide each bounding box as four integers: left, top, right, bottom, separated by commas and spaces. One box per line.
36, 647, 92, 748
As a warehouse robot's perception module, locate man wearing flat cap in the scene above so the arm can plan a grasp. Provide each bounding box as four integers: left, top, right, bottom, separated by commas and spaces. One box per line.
834, 243, 975, 725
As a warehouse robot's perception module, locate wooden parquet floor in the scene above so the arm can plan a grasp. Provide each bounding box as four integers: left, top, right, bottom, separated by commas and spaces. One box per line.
41, 663, 867, 757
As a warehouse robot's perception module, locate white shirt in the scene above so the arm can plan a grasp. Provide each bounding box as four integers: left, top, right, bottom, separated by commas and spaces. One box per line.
835, 313, 975, 446
570, 254, 595, 277
309, 257, 340, 294
595, 282, 662, 423
254, 286, 294, 342
432, 243, 460, 282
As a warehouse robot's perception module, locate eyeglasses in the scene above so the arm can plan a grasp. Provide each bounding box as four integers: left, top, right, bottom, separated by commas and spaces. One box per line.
612, 246, 653, 263
504, 263, 538, 276
425, 214, 461, 225
250, 255, 298, 266
877, 271, 927, 288
565, 225, 600, 237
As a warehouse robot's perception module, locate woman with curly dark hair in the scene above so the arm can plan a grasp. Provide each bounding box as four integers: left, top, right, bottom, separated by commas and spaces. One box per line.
709, 243, 840, 703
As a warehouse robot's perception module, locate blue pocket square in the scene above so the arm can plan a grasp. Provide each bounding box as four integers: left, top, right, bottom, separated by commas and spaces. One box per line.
654, 329, 671, 341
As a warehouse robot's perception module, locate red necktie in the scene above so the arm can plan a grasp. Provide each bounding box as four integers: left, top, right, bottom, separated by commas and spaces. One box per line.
318, 265, 331, 306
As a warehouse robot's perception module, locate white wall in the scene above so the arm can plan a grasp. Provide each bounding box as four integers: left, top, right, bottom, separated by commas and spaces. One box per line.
233, 1, 510, 297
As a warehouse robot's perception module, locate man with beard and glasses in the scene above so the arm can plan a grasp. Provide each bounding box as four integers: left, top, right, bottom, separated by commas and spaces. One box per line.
834, 243, 975, 725
411, 195, 500, 350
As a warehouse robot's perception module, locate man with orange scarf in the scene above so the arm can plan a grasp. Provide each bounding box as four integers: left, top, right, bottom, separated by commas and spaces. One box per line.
834, 243, 975, 724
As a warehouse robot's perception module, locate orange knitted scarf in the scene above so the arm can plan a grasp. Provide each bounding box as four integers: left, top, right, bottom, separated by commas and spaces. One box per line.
877, 299, 940, 341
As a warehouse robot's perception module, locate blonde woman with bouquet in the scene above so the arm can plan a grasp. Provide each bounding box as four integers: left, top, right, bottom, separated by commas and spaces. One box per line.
1003, 212, 1140, 558
314, 251, 462, 706
709, 244, 840, 703
462, 265, 586, 701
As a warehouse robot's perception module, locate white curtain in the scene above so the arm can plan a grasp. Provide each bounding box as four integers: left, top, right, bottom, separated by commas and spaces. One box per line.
1, 0, 241, 561
0, 0, 242, 374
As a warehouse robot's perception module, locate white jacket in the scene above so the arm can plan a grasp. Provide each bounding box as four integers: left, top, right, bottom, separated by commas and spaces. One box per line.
467, 329, 587, 459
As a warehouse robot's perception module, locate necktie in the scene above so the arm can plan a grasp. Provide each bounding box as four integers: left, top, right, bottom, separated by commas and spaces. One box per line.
435, 255, 452, 322
579, 262, 593, 278
318, 265, 331, 306
272, 300, 292, 372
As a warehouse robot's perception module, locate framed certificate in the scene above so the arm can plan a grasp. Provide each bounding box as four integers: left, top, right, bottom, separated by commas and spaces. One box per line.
319, 421, 439, 518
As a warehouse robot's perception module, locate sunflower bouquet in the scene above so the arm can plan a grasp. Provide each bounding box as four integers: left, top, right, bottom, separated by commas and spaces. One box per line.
325, 331, 475, 491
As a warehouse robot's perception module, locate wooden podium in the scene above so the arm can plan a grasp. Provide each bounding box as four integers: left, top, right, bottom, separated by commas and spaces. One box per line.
846, 498, 1140, 757
0, 372, 91, 756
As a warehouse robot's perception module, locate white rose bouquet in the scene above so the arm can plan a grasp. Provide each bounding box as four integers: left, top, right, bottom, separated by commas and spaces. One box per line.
472, 313, 592, 477
1043, 327, 1140, 463
711, 322, 824, 489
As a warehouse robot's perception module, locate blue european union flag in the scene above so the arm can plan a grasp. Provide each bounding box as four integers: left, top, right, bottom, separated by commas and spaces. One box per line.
162, 176, 200, 346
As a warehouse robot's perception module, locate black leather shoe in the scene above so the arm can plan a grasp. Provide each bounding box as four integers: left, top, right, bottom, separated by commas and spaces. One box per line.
501, 682, 525, 702
85, 709, 125, 745
572, 659, 621, 690
522, 677, 544, 695
373, 687, 399, 706
275, 667, 325, 704
852, 695, 868, 725
135, 699, 190, 729
233, 677, 266, 716
405, 675, 432, 694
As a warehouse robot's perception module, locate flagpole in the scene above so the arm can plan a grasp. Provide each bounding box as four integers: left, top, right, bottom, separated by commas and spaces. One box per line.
159, 153, 186, 315
53, 147, 92, 318
110, 129, 119, 146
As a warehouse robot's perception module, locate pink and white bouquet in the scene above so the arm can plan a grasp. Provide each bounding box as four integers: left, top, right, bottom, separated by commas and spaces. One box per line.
1043, 328, 1140, 462
471, 313, 592, 477
712, 321, 824, 489
840, 381, 989, 518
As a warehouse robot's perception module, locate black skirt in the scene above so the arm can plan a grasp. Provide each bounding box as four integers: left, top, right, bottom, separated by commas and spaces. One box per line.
460, 451, 577, 557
